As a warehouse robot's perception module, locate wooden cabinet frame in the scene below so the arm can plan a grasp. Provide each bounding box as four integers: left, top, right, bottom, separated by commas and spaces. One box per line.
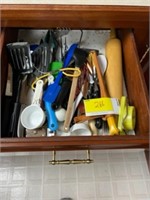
0, 5, 149, 152
1, 5, 149, 28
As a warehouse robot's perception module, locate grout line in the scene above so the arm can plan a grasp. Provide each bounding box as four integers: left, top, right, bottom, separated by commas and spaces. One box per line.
139, 151, 147, 179
107, 151, 116, 200
91, 150, 97, 200
138, 150, 150, 198
59, 151, 62, 200
122, 150, 132, 200
92, 150, 99, 200
24, 154, 28, 200
40, 152, 45, 200
75, 151, 79, 200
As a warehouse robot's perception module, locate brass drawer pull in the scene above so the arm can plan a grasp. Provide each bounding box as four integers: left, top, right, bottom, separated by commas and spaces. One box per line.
49, 150, 94, 165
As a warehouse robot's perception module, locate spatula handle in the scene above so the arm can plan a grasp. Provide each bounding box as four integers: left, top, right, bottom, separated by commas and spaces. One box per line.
52, 78, 71, 110
91, 51, 119, 135
63, 68, 79, 132
9, 102, 21, 137
44, 101, 58, 132
9, 78, 22, 137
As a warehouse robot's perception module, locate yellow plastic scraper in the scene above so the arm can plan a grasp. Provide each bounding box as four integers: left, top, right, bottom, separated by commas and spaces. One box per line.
118, 96, 136, 134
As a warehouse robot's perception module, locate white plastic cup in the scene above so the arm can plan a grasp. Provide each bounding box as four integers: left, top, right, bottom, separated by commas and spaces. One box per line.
21, 80, 45, 130
21, 105, 45, 130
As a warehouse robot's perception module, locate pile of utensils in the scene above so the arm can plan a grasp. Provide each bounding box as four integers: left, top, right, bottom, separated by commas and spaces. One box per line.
5, 29, 136, 138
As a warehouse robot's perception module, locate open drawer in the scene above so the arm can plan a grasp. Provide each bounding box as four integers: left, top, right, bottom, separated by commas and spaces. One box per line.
0, 5, 149, 152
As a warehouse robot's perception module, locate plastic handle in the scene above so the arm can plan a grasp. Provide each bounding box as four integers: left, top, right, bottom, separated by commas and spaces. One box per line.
90, 51, 119, 135
32, 80, 44, 105
9, 102, 21, 137
52, 78, 71, 110
44, 101, 58, 131
107, 116, 119, 135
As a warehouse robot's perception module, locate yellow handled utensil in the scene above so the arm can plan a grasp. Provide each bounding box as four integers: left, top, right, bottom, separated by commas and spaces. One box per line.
118, 96, 136, 134
89, 51, 119, 135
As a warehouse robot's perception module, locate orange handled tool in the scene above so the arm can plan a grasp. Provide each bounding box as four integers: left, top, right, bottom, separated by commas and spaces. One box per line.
90, 51, 119, 135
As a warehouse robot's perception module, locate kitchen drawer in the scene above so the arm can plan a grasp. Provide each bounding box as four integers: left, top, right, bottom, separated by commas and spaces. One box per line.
0, 5, 149, 152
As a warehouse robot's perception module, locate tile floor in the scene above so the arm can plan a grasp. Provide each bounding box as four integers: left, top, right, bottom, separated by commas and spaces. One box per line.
0, 149, 150, 200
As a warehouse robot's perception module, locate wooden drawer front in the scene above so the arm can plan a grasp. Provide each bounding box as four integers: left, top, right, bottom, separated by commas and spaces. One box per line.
1, 5, 149, 29
0, 5, 149, 152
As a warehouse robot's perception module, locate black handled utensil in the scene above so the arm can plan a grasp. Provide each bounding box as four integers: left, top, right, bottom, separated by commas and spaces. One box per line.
7, 42, 33, 137
51, 77, 72, 110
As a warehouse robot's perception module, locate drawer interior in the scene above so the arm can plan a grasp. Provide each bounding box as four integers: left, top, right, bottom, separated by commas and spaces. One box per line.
1, 27, 149, 150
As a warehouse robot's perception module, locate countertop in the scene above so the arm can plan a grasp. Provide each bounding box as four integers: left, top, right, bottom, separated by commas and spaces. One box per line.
1, 0, 150, 6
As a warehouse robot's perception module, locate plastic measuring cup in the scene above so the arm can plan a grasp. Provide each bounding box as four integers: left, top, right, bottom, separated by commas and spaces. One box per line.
21, 80, 45, 130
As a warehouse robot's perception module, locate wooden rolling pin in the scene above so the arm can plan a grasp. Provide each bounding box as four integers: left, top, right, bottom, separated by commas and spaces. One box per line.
104, 29, 123, 100
90, 51, 119, 135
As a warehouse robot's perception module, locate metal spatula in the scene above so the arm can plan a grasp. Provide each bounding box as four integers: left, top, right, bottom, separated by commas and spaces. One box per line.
7, 42, 33, 137
7, 42, 33, 74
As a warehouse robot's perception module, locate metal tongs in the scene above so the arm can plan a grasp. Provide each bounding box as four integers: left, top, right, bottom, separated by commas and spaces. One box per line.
87, 62, 99, 99
86, 62, 103, 130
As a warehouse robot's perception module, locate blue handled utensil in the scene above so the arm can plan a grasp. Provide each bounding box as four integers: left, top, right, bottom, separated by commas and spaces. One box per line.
43, 43, 78, 133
